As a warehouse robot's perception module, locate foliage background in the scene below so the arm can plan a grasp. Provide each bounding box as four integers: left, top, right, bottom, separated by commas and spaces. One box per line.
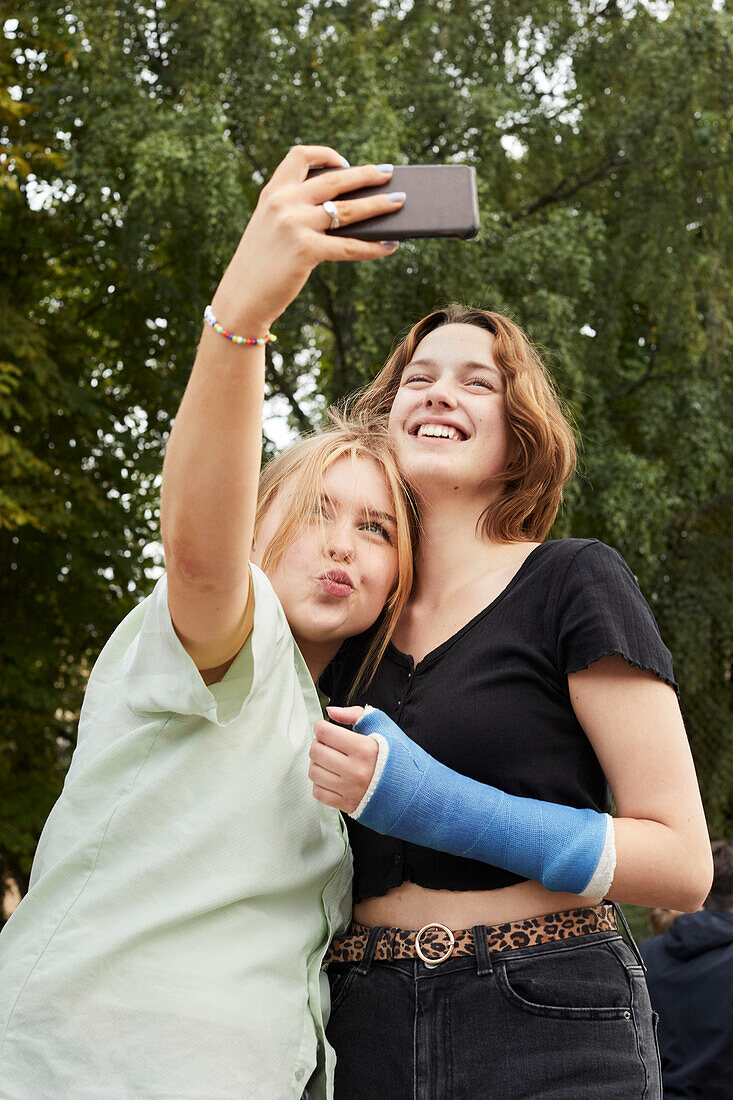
2, 0, 731, 937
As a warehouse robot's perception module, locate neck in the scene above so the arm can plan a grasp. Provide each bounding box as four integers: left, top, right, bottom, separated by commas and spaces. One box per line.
296, 638, 340, 687
410, 487, 531, 602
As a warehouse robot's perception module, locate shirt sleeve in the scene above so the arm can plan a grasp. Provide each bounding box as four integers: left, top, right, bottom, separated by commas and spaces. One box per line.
111, 572, 260, 726
555, 540, 679, 697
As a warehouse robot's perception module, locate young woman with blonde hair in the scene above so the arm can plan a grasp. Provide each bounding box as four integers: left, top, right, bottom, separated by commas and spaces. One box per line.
0, 145, 414, 1099
313, 303, 712, 1098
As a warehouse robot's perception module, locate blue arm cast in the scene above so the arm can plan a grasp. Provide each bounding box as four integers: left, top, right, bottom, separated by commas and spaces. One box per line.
351, 708, 615, 897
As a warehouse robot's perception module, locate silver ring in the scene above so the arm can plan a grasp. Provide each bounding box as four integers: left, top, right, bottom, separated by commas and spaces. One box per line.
322, 199, 340, 230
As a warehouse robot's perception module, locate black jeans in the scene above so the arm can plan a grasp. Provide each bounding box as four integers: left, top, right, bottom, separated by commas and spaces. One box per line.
326, 922, 662, 1099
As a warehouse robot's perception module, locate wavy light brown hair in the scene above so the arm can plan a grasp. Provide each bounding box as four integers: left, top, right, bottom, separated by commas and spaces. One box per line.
346, 304, 577, 543
255, 410, 417, 701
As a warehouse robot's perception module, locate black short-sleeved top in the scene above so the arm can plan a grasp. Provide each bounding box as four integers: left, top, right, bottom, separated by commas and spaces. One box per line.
321, 538, 678, 902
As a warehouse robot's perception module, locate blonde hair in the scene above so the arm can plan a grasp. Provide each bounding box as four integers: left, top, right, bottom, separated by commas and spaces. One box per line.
346, 304, 577, 542
255, 410, 417, 701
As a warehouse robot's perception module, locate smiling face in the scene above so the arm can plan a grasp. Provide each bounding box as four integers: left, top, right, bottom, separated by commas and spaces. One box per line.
387, 323, 513, 500
251, 455, 399, 671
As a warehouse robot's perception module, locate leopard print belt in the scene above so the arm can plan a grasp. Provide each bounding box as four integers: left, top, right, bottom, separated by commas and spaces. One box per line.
324, 903, 617, 968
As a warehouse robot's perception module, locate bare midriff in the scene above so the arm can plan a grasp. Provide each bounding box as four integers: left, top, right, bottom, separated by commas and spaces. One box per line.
354, 878, 601, 932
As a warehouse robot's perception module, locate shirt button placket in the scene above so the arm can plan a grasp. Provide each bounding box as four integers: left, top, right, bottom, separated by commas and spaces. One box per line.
396, 663, 414, 717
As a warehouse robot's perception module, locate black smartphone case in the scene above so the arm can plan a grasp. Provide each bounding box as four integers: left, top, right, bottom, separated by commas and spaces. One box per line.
306, 164, 480, 241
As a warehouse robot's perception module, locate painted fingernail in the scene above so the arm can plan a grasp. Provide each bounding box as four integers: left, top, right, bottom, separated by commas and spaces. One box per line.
386, 191, 406, 202
376, 163, 393, 173
381, 240, 400, 250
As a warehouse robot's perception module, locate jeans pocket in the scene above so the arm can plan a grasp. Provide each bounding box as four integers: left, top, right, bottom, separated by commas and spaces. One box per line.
327, 962, 359, 1013
608, 935, 646, 975
496, 939, 635, 1020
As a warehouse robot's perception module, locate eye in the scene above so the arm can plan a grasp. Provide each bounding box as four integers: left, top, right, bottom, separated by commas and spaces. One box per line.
403, 373, 431, 385
467, 376, 495, 390
362, 520, 393, 544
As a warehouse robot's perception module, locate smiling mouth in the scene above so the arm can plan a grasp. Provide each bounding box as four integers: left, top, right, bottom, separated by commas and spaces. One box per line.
411, 423, 468, 441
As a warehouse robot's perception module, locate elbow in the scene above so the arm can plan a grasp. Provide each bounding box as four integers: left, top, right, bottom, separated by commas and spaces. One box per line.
674, 886, 709, 915
669, 848, 714, 914
163, 534, 209, 586
676, 889, 710, 915
163, 533, 249, 596
686, 860, 714, 914
162, 521, 219, 587
160, 498, 209, 578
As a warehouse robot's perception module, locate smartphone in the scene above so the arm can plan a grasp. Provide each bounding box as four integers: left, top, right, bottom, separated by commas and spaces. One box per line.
306, 164, 480, 241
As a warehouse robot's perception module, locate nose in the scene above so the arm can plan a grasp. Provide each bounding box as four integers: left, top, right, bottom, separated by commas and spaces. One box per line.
424, 377, 457, 409
326, 523, 355, 565
328, 544, 353, 564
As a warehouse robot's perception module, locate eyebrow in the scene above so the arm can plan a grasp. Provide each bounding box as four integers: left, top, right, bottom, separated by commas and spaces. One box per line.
362, 509, 398, 527
408, 356, 502, 378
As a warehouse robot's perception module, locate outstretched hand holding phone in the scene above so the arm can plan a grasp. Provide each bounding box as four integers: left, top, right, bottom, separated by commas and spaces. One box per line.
162, 145, 404, 676
210, 145, 403, 338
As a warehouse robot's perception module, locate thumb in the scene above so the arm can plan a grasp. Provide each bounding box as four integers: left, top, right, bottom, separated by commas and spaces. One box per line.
326, 705, 366, 729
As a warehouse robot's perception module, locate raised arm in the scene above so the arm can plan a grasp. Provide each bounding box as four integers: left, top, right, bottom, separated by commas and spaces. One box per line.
160, 146, 402, 675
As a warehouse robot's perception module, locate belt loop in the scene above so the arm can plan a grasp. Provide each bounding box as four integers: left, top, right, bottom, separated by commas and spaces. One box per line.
356, 925, 384, 976
472, 925, 493, 977
612, 902, 647, 972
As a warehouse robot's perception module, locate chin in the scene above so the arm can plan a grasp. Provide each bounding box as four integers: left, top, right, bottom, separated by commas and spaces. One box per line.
400, 451, 466, 484
300, 612, 352, 644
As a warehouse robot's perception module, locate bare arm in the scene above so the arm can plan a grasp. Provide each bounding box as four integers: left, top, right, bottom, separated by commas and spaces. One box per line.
161, 314, 264, 673
161, 315, 265, 674
569, 654, 713, 911
160, 146, 403, 674
310, 661, 713, 910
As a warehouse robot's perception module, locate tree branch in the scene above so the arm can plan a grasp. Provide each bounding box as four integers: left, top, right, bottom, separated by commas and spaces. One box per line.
601, 341, 668, 406
498, 95, 584, 135
596, 0, 621, 18
310, 269, 348, 398
665, 493, 733, 540
74, 258, 180, 323
506, 152, 627, 224
265, 352, 313, 436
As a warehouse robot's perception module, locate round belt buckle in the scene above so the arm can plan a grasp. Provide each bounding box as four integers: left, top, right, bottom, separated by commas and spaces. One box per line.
415, 922, 455, 968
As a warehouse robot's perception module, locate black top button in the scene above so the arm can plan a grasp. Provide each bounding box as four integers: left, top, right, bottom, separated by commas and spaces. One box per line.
394, 852, 402, 865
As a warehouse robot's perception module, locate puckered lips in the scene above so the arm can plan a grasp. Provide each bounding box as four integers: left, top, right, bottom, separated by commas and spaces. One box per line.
317, 568, 355, 598
408, 417, 468, 441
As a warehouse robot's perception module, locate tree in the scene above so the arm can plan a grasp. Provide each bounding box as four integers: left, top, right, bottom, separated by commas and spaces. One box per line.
2, 0, 730, 916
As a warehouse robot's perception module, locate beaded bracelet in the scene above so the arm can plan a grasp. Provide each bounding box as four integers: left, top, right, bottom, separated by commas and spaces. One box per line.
203, 304, 277, 346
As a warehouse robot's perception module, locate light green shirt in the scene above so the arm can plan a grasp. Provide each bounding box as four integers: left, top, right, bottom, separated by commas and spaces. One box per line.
0, 565, 352, 1099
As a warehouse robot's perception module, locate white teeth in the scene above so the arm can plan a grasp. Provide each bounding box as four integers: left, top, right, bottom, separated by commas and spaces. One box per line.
416, 424, 461, 440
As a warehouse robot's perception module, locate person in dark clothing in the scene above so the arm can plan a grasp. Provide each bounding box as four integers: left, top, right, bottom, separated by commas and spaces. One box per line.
640, 840, 733, 1098
311, 302, 712, 1099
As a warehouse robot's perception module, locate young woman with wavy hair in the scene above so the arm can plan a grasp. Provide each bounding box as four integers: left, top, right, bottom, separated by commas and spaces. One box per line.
313, 303, 712, 1099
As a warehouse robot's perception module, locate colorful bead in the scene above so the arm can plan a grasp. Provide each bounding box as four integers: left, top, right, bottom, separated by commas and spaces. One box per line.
203, 305, 276, 346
